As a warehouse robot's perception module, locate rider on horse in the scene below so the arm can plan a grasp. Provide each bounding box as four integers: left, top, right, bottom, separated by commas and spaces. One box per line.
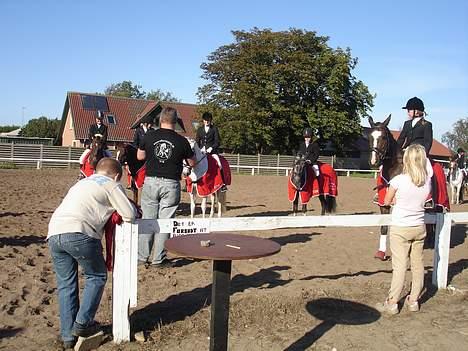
298, 127, 320, 177
195, 112, 228, 192
88, 111, 108, 147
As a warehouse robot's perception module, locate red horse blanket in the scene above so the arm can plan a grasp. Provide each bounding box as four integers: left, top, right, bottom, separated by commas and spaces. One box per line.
374, 161, 450, 210
126, 165, 146, 189
288, 162, 338, 204
80, 152, 94, 178
186, 155, 231, 197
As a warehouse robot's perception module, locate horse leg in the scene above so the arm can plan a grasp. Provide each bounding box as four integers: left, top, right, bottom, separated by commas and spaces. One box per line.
293, 194, 299, 216
216, 192, 222, 218
209, 193, 215, 218
190, 191, 196, 218
375, 206, 390, 260
201, 197, 207, 218
301, 203, 307, 216
319, 195, 326, 215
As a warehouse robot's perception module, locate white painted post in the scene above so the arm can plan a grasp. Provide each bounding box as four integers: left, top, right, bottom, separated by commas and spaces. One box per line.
251, 167, 255, 176
432, 212, 452, 289
113, 222, 138, 343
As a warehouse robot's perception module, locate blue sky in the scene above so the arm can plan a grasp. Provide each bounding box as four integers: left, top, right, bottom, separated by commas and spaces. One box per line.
1, 0, 467, 143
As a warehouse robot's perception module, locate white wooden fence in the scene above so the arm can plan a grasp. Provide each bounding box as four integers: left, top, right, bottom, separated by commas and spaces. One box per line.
112, 211, 468, 343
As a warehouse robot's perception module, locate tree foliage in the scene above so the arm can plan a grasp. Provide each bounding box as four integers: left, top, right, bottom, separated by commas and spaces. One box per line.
442, 117, 468, 152
0, 125, 20, 133
20, 116, 61, 138
105, 80, 179, 102
198, 28, 374, 154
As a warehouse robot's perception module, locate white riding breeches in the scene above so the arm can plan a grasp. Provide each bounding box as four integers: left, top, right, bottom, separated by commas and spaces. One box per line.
312, 164, 320, 177
211, 154, 223, 169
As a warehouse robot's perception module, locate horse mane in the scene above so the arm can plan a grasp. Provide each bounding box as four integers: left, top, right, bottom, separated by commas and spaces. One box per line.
89, 137, 104, 168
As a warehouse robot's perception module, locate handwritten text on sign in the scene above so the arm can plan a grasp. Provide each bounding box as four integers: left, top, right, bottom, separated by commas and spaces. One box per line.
171, 219, 211, 237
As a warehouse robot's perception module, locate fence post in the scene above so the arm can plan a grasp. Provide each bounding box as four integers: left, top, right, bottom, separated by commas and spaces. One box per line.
331, 155, 335, 168
277, 154, 280, 176
432, 212, 452, 289
39, 144, 43, 169
237, 153, 240, 174
257, 153, 260, 176
68, 147, 72, 169
10, 142, 14, 158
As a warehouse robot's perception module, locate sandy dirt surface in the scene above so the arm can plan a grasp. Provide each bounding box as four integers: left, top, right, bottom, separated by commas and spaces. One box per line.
0, 169, 467, 351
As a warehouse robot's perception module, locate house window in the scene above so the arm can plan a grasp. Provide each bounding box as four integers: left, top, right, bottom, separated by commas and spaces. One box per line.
69, 116, 74, 129
107, 114, 116, 125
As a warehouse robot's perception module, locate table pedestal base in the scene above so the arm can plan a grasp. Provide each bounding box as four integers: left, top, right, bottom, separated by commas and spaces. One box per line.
210, 260, 232, 351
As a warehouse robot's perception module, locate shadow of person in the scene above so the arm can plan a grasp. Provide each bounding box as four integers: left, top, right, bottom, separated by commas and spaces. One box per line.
284, 298, 380, 351
267, 232, 320, 247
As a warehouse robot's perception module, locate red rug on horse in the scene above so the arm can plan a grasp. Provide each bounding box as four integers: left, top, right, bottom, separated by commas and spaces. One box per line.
374, 161, 450, 210
126, 164, 146, 189
288, 162, 338, 203
186, 154, 231, 197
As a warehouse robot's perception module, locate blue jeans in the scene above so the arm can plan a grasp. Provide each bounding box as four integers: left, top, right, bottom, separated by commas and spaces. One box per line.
140, 176, 181, 264
48, 233, 107, 342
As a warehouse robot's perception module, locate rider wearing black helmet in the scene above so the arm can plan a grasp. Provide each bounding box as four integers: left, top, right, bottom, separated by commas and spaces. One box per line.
195, 112, 227, 192
397, 97, 433, 154
298, 127, 320, 177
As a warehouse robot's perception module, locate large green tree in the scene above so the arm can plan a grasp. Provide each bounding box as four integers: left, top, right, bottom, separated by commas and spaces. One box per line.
442, 117, 468, 152
20, 116, 61, 138
198, 28, 374, 154
104, 80, 179, 102
105, 80, 146, 99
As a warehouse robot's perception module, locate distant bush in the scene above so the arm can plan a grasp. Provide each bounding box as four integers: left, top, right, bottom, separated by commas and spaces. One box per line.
0, 162, 18, 169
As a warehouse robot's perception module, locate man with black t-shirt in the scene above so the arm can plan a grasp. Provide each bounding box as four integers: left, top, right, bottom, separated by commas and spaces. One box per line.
137, 107, 196, 267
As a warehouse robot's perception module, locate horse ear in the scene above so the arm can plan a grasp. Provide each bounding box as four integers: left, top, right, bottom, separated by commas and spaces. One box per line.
382, 114, 392, 127
368, 116, 375, 127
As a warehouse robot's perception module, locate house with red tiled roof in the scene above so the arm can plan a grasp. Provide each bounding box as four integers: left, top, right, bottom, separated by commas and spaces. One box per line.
57, 92, 200, 147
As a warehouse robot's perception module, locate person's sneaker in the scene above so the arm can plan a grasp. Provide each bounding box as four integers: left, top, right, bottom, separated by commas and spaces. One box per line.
72, 321, 100, 338
62, 340, 76, 350
74, 331, 104, 351
220, 185, 228, 192
151, 259, 174, 268
375, 300, 399, 315
405, 296, 419, 312
374, 250, 390, 261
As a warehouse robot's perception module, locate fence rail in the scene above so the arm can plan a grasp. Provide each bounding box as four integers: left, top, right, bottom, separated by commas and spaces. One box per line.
0, 142, 449, 175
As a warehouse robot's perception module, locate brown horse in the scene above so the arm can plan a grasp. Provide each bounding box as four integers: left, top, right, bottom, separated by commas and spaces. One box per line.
368, 115, 447, 260
116, 142, 146, 204
79, 136, 107, 179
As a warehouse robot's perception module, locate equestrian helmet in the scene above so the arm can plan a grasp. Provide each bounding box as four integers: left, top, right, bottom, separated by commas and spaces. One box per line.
457, 147, 465, 153
303, 128, 313, 138
202, 112, 213, 121
402, 97, 425, 111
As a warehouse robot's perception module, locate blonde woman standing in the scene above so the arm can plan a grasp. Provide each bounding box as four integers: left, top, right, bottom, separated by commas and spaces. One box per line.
376, 144, 432, 314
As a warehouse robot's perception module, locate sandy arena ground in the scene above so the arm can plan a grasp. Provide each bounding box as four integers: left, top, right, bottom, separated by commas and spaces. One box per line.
0, 169, 467, 351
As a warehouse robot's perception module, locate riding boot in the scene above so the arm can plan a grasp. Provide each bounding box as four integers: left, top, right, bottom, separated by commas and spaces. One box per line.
220, 169, 228, 192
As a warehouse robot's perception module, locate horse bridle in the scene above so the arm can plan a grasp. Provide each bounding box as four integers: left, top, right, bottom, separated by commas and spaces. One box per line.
370, 126, 390, 166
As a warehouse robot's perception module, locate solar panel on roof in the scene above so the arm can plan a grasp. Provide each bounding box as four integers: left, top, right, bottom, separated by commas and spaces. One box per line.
81, 95, 95, 109
80, 94, 109, 111
95, 96, 109, 111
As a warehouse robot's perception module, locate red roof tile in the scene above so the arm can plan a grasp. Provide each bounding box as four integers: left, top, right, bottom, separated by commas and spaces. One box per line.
67, 92, 199, 142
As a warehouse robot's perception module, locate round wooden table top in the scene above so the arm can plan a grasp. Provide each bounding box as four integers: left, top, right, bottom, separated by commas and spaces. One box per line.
165, 233, 281, 261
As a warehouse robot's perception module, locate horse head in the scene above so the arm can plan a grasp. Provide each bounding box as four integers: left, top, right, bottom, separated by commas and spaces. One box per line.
291, 154, 308, 189
183, 138, 208, 180
367, 115, 396, 167
89, 136, 105, 168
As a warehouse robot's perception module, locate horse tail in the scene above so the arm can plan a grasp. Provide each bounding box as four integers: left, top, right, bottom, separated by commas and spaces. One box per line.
326, 196, 337, 213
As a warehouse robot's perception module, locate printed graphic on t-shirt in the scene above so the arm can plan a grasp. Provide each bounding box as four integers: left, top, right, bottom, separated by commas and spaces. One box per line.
153, 140, 174, 163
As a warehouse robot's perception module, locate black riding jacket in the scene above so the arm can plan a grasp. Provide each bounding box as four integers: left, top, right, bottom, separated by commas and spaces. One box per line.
396, 118, 433, 154
88, 123, 108, 144
298, 140, 320, 164
196, 124, 221, 154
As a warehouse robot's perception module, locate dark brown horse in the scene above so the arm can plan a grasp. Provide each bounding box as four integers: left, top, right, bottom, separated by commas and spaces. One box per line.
79, 136, 107, 179
116, 142, 146, 204
289, 154, 337, 215
368, 115, 442, 259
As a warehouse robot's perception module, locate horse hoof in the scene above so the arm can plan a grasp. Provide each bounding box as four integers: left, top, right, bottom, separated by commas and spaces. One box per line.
374, 250, 390, 261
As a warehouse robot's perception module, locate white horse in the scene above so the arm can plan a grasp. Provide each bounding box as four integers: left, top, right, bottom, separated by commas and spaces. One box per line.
448, 159, 465, 205
183, 138, 227, 218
